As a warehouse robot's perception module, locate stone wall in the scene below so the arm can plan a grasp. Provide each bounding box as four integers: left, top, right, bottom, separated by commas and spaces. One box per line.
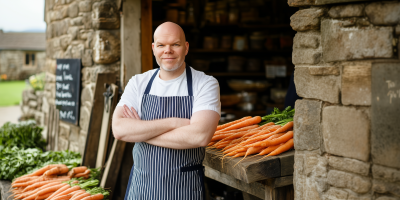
0, 50, 45, 80
44, 0, 121, 154
291, 1, 400, 200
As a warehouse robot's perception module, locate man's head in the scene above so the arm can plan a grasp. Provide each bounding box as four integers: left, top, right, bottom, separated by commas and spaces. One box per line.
152, 22, 189, 72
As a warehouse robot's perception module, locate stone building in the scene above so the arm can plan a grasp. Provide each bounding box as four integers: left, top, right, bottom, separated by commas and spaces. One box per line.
0, 31, 46, 80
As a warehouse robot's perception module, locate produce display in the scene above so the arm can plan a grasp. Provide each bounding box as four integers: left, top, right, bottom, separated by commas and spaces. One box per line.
10, 165, 109, 200
208, 107, 295, 165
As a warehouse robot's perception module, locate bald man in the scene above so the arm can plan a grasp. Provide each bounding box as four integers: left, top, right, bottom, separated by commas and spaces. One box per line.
112, 22, 221, 200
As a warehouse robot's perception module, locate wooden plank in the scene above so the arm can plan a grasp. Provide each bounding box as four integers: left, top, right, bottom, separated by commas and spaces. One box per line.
122, 0, 141, 88
264, 185, 294, 200
82, 73, 116, 167
279, 151, 295, 176
205, 166, 265, 199
100, 140, 126, 200
264, 176, 293, 189
203, 148, 281, 183
141, 0, 153, 73
53, 107, 59, 151
46, 106, 53, 151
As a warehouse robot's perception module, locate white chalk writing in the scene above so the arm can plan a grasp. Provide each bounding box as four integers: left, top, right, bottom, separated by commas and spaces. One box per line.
59, 110, 75, 121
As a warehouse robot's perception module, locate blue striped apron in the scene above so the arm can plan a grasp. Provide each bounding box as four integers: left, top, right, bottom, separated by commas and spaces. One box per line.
124, 64, 206, 200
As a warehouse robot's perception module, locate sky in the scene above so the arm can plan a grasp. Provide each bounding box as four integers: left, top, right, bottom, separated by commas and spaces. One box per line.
0, 0, 46, 32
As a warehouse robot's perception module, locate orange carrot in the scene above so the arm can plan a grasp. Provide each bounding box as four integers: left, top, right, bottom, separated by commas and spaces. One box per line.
245, 132, 286, 148
233, 146, 265, 167
74, 169, 90, 178
47, 184, 71, 200
29, 164, 67, 176
35, 192, 53, 200
72, 192, 91, 200
265, 138, 294, 157
232, 152, 246, 158
37, 183, 67, 196
13, 176, 68, 188
214, 125, 259, 136
216, 116, 252, 131
257, 131, 293, 147
258, 143, 284, 156
44, 166, 70, 176
240, 123, 291, 146
81, 194, 104, 200
207, 141, 216, 146
13, 176, 39, 184
23, 179, 64, 192
51, 186, 81, 200
69, 190, 86, 200
219, 116, 262, 132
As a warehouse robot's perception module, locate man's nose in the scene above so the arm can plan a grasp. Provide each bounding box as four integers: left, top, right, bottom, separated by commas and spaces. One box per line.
164, 45, 173, 54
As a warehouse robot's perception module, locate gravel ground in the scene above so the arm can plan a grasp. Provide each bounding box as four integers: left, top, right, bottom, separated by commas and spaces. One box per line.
0, 105, 21, 127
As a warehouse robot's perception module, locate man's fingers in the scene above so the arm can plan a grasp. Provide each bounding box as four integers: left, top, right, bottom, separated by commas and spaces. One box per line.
131, 107, 140, 119
123, 105, 135, 118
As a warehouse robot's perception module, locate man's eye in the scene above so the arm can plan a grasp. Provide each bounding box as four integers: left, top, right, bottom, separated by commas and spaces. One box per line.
174, 44, 179, 46
158, 45, 163, 47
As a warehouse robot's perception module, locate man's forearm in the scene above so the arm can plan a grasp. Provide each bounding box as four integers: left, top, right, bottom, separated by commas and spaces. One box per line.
112, 117, 188, 143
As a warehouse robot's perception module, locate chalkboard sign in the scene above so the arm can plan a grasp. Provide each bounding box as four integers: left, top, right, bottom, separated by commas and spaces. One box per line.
55, 59, 82, 125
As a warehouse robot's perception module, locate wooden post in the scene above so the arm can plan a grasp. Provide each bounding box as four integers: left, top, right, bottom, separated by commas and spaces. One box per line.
141, 0, 153, 73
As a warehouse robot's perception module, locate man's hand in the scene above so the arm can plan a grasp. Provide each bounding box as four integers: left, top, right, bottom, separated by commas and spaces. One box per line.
122, 105, 139, 119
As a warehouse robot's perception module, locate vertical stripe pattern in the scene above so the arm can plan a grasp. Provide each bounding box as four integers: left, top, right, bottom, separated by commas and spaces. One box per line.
126, 64, 205, 200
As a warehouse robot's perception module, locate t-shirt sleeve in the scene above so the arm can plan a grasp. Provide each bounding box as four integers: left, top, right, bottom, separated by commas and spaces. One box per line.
193, 76, 221, 116
116, 76, 139, 112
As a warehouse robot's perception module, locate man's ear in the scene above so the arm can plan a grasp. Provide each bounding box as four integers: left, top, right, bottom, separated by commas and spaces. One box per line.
185, 42, 189, 55
152, 43, 155, 55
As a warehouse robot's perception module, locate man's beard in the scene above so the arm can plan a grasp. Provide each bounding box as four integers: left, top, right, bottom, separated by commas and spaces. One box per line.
156, 59, 184, 72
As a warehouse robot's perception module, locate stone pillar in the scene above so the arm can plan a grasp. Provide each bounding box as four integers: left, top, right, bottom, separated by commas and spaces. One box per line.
290, 1, 400, 199
45, 0, 121, 153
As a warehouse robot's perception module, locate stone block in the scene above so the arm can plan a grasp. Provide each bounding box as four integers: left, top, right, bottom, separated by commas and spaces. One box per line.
288, 0, 315, 7
373, 179, 400, 197
371, 62, 400, 169
357, 18, 370, 26
376, 197, 400, 200
373, 164, 400, 183
293, 32, 320, 49
79, 30, 93, 40
59, 122, 70, 140
68, 142, 79, 153
328, 155, 370, 176
61, 6, 69, 19
78, 131, 87, 155
67, 27, 79, 40
46, 23, 53, 39
92, 1, 120, 29
28, 100, 38, 108
322, 19, 393, 62
69, 17, 83, 26
79, 105, 91, 132
294, 66, 340, 103
292, 48, 322, 65
82, 49, 93, 67
65, 42, 85, 59
68, 2, 79, 18
50, 10, 62, 22
328, 4, 364, 18
81, 83, 95, 103
365, 2, 400, 25
79, 1, 92, 12
81, 12, 92, 29
294, 99, 322, 151
58, 137, 69, 151
327, 170, 371, 193
308, 65, 340, 76
342, 62, 371, 106
0, 180, 12, 200
322, 106, 370, 161
348, 194, 372, 200
290, 8, 326, 32
60, 35, 72, 50
323, 187, 348, 200
69, 125, 80, 141
92, 30, 121, 64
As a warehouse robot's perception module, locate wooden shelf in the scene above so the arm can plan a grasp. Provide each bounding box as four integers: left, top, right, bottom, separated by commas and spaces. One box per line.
206, 72, 265, 77
190, 49, 292, 53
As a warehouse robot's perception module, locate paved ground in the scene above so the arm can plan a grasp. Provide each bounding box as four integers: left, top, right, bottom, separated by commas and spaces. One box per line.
0, 105, 21, 127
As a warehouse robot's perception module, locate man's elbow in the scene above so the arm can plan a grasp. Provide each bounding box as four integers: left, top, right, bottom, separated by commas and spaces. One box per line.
111, 120, 124, 140
198, 131, 213, 147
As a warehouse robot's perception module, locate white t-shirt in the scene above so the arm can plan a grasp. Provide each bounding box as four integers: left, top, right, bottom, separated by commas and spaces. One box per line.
117, 67, 221, 118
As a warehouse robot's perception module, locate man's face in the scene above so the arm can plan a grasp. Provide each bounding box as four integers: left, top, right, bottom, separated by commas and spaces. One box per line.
152, 31, 189, 72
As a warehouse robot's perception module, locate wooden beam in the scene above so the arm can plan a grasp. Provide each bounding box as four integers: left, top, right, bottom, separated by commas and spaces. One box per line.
121, 0, 141, 88
205, 166, 265, 199
141, 0, 153, 73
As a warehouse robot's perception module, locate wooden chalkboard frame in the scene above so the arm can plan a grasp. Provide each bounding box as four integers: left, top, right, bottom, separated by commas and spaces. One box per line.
55, 59, 82, 125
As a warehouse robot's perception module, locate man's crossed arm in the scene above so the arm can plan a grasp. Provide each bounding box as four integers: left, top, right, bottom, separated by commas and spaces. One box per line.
112, 105, 220, 149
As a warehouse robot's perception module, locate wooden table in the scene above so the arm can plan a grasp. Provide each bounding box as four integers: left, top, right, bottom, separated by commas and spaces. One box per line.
203, 148, 294, 200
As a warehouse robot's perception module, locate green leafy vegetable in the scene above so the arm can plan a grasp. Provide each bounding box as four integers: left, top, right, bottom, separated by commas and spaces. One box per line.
259, 106, 295, 126
0, 120, 46, 151
0, 146, 81, 181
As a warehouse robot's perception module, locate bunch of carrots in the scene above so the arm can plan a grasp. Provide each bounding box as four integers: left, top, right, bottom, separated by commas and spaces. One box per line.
208, 114, 294, 166
10, 164, 109, 200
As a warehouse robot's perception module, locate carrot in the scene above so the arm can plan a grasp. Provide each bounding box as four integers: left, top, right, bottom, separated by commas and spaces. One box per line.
69, 190, 86, 200
47, 184, 71, 200
248, 125, 281, 139
13, 176, 40, 184
245, 132, 286, 148
216, 116, 252, 131
256, 131, 293, 147
72, 192, 91, 200
211, 130, 248, 142
240, 124, 291, 146
35, 192, 53, 200
232, 152, 246, 158
29, 164, 67, 176
214, 125, 259, 136
218, 116, 262, 132
44, 166, 70, 176
258, 143, 284, 156
215, 131, 251, 144
233, 146, 265, 167
51, 186, 81, 200
207, 141, 216, 146
74, 169, 91, 178
37, 183, 67, 196
81, 194, 104, 200
53, 193, 74, 200
72, 167, 87, 174
23, 179, 64, 192
13, 176, 68, 188
265, 138, 294, 157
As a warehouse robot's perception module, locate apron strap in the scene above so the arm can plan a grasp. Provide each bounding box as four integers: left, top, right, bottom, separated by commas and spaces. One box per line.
143, 63, 193, 96
181, 164, 206, 200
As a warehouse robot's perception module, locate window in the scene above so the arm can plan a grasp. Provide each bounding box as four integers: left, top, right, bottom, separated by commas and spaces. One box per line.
24, 52, 36, 67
